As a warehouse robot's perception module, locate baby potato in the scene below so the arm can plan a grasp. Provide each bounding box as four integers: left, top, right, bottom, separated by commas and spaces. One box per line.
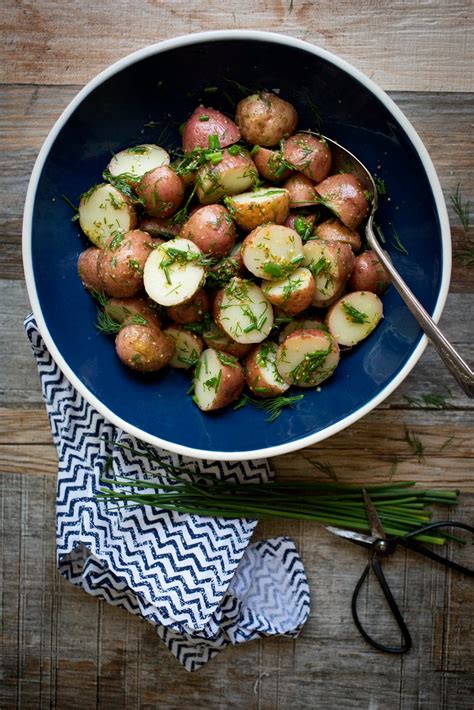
207, 244, 245, 288
261, 267, 315, 316
77, 247, 102, 292
242, 224, 304, 280
98, 229, 155, 298
278, 317, 326, 343
193, 348, 245, 412
179, 204, 235, 258
303, 239, 355, 307
283, 133, 332, 183
105, 296, 161, 328
115, 323, 175, 372
164, 326, 204, 369
314, 218, 362, 253
244, 341, 290, 398
315, 173, 370, 230
138, 216, 180, 239
235, 91, 298, 147
182, 106, 241, 153
143, 237, 205, 307
252, 146, 291, 182
167, 288, 210, 324
283, 173, 318, 208
276, 328, 340, 388
326, 291, 383, 346
78, 183, 137, 248
213, 277, 274, 345
202, 320, 252, 358
225, 187, 290, 231
196, 149, 258, 204
106, 144, 170, 187
348, 251, 390, 295
137, 166, 185, 218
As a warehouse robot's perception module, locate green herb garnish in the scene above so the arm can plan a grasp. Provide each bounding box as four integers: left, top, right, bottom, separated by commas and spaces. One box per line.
234, 393, 304, 422
450, 184, 470, 233
404, 426, 425, 463
342, 302, 369, 324
390, 228, 409, 256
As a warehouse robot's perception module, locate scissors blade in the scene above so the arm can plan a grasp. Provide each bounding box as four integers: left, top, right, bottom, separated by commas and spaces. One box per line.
325, 526, 375, 546
363, 489, 387, 541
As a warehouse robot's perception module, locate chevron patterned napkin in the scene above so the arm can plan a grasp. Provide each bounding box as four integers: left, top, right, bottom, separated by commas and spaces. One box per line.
25, 315, 310, 671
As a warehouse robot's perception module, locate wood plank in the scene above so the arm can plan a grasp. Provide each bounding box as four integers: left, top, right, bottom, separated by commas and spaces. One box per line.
1, 1, 472, 92
1, 86, 472, 287
1, 471, 473, 709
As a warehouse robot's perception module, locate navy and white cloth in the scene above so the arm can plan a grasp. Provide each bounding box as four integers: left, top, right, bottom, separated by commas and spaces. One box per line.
25, 315, 310, 671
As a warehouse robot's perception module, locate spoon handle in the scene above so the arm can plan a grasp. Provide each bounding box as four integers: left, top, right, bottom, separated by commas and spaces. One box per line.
365, 222, 474, 398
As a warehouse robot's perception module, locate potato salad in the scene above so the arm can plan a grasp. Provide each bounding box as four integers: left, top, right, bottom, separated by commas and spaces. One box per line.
76, 90, 389, 414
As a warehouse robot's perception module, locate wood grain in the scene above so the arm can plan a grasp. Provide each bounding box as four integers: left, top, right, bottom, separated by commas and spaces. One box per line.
2, 1, 472, 92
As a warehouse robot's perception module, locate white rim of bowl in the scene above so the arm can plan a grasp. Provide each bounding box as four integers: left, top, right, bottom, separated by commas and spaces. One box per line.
22, 29, 451, 462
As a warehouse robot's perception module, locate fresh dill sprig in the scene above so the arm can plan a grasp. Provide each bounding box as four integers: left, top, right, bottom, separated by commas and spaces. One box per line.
375, 177, 387, 196
306, 459, 338, 481
234, 393, 304, 422
390, 228, 409, 256
450, 184, 470, 233
96, 309, 121, 334
403, 425, 425, 463
89, 288, 109, 308
440, 436, 455, 451
404, 392, 453, 409
61, 194, 80, 221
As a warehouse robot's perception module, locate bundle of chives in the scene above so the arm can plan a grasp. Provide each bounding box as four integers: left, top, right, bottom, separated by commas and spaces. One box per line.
96, 443, 461, 546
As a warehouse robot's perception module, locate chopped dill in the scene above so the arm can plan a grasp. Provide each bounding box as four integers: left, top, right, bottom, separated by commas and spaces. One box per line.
403, 426, 425, 463
233, 393, 304, 422
450, 184, 470, 233
390, 228, 409, 256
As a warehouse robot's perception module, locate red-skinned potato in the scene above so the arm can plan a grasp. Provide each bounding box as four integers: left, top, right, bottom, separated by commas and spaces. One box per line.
283, 133, 332, 183
179, 204, 235, 257
244, 341, 290, 398
77, 247, 102, 291
326, 291, 383, 346
105, 296, 161, 328
193, 348, 245, 411
137, 166, 185, 218
284, 212, 316, 236
242, 224, 304, 281
315, 173, 370, 230
261, 267, 315, 316
252, 146, 291, 182
182, 107, 241, 153
275, 328, 340, 387
225, 187, 289, 231
138, 216, 180, 239
283, 174, 318, 208
164, 326, 204, 369
196, 149, 257, 204
235, 92, 298, 147
348, 251, 390, 295
98, 229, 156, 298
78, 184, 137, 247
167, 289, 210, 324
207, 244, 245, 287
278, 317, 326, 343
303, 239, 355, 307
213, 278, 274, 344
314, 218, 362, 253
115, 323, 174, 372
106, 144, 170, 187
202, 320, 252, 358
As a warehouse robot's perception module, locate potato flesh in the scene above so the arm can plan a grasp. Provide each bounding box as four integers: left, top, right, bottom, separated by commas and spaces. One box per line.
261, 267, 314, 315
303, 240, 348, 305
196, 152, 257, 204
164, 327, 204, 369
79, 184, 136, 247
193, 348, 244, 411
107, 144, 170, 180
276, 329, 340, 387
216, 278, 274, 344
326, 291, 383, 346
143, 238, 204, 307
225, 188, 289, 231
242, 225, 304, 280
245, 342, 289, 396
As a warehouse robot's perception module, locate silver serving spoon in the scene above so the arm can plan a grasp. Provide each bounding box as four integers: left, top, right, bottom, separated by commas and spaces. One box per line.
319, 134, 474, 397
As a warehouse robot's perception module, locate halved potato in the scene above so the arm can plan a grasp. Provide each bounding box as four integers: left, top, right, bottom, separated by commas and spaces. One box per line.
182, 106, 241, 153
115, 323, 174, 372
314, 218, 362, 253
196, 149, 258, 204
193, 348, 245, 411
283, 133, 332, 183
164, 326, 204, 369
202, 320, 252, 358
106, 144, 170, 186
261, 267, 315, 316
326, 291, 383, 346
241, 224, 304, 280
225, 188, 290, 231
235, 92, 298, 147
315, 173, 370, 230
105, 296, 161, 328
213, 277, 274, 344
303, 240, 355, 307
143, 237, 205, 307
278, 317, 326, 343
283, 174, 318, 208
244, 341, 290, 397
252, 146, 292, 182
276, 328, 340, 387
78, 183, 137, 247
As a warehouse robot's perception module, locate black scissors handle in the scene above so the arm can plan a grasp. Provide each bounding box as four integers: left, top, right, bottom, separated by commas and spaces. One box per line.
351, 554, 412, 654
397, 521, 474, 577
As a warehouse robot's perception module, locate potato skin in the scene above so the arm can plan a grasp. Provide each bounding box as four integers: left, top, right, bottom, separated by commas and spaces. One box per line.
105, 296, 161, 328
179, 204, 235, 258
283, 173, 318, 208
303, 239, 355, 307
167, 289, 210, 324
314, 218, 362, 253
182, 106, 241, 153
97, 229, 156, 298
243, 343, 289, 398
278, 317, 326, 343
202, 320, 252, 358
283, 133, 332, 183
348, 251, 390, 294
225, 188, 290, 231
315, 173, 369, 230
276, 328, 340, 387
138, 216, 180, 239
252, 146, 291, 182
235, 92, 298, 147
137, 166, 185, 218
115, 324, 174, 372
77, 247, 102, 291
261, 268, 315, 316
207, 358, 245, 411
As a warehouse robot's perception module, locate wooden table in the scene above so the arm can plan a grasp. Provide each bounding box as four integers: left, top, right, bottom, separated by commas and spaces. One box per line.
1, 2, 473, 708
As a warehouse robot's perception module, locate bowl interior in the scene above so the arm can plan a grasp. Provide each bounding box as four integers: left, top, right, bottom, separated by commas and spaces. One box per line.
28, 36, 444, 458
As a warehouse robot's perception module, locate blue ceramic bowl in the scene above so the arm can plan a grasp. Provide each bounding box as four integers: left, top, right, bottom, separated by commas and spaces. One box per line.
23, 31, 450, 461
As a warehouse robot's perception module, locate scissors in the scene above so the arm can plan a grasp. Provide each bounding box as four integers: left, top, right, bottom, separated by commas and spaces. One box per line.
326, 491, 474, 654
